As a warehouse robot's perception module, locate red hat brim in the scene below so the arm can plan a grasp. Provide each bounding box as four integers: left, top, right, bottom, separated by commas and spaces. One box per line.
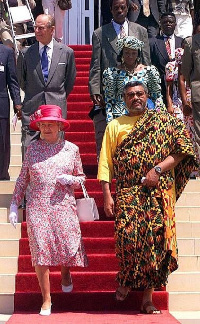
29, 116, 70, 131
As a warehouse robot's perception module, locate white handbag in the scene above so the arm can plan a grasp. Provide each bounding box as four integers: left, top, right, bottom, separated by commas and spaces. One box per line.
76, 181, 99, 222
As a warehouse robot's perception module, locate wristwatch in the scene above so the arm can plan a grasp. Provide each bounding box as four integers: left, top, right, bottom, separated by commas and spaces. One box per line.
154, 166, 162, 175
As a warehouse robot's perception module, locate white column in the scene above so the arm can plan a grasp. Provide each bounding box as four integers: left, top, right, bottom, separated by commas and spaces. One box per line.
63, 0, 94, 45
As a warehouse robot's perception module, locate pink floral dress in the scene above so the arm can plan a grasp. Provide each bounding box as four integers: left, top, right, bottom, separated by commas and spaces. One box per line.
11, 139, 88, 267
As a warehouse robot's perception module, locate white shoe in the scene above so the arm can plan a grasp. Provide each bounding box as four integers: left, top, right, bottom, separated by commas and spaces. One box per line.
62, 282, 73, 292
39, 304, 52, 316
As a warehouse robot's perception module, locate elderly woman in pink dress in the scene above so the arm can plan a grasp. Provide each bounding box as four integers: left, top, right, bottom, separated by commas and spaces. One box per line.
9, 105, 88, 316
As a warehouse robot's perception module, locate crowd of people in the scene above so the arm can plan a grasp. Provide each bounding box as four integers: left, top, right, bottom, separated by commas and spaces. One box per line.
0, 0, 198, 317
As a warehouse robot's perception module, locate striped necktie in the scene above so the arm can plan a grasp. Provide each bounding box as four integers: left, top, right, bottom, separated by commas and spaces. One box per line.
120, 24, 126, 38
143, 0, 150, 17
165, 37, 172, 60
41, 45, 48, 82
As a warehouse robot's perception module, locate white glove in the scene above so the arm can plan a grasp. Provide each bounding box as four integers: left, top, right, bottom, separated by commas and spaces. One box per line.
9, 204, 18, 228
56, 174, 74, 186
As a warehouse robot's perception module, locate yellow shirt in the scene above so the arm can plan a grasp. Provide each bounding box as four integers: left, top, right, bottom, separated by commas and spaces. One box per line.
98, 115, 140, 183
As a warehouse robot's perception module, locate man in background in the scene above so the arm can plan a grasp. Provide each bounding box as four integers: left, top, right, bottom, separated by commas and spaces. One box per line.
17, 14, 76, 157
182, 33, 200, 170
128, 0, 166, 38
149, 12, 182, 104
0, 44, 21, 180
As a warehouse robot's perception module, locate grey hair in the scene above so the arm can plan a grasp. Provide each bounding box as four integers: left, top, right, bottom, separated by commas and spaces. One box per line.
123, 81, 149, 96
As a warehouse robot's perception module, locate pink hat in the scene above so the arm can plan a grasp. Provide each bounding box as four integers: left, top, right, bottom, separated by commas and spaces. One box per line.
29, 105, 70, 131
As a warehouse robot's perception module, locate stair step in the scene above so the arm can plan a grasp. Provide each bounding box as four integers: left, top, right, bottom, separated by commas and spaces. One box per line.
176, 221, 200, 238
11, 144, 21, 155
175, 206, 200, 221
0, 240, 19, 257
10, 155, 22, 165
14, 291, 168, 312
68, 120, 94, 132
19, 237, 115, 255
167, 272, 200, 292
67, 101, 92, 111
0, 224, 21, 239
0, 274, 15, 293
0, 294, 14, 314
178, 238, 200, 255
68, 93, 91, 102
67, 111, 91, 120
169, 292, 200, 311
176, 192, 200, 207
75, 77, 89, 86
18, 253, 118, 273
177, 255, 200, 272
0, 208, 7, 223
0, 257, 18, 274
71, 85, 89, 94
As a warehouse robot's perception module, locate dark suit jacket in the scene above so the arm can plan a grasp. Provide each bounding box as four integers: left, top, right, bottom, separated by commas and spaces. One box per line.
182, 34, 200, 102
149, 34, 183, 101
0, 44, 21, 118
128, 0, 166, 24
89, 21, 151, 95
17, 39, 76, 126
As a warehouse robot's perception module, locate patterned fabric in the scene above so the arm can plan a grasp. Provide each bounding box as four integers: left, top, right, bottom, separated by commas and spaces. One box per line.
112, 109, 197, 289
115, 36, 144, 55
11, 139, 88, 267
102, 65, 165, 123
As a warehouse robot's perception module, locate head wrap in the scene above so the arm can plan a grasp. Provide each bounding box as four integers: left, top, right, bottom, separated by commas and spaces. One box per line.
116, 36, 144, 55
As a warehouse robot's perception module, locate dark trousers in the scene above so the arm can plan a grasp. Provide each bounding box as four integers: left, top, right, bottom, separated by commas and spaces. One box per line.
21, 126, 40, 161
0, 118, 10, 180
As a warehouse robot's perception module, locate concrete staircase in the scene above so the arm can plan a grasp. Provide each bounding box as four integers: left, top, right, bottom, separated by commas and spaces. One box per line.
0, 119, 200, 324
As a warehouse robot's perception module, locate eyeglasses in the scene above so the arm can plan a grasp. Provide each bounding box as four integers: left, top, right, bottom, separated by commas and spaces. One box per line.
34, 25, 48, 31
126, 91, 146, 99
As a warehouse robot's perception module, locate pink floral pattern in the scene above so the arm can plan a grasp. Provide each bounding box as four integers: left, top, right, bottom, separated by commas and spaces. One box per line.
11, 139, 88, 267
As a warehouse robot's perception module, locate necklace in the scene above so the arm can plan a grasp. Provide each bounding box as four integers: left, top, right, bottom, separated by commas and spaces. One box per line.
123, 64, 135, 75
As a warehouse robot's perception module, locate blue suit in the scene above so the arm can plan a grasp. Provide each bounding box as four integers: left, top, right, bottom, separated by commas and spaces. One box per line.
0, 44, 21, 179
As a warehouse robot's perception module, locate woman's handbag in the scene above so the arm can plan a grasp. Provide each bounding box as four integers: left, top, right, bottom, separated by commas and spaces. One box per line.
76, 181, 99, 222
57, 0, 72, 10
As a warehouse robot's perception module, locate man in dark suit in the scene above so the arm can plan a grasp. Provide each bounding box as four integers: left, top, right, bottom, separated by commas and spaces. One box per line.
17, 14, 76, 156
0, 44, 21, 180
128, 0, 166, 37
149, 12, 182, 105
89, 0, 151, 157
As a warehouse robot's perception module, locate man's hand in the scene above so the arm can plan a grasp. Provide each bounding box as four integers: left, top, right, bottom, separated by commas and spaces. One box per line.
142, 168, 160, 187
183, 104, 192, 116
90, 94, 105, 107
104, 195, 115, 218
15, 105, 22, 120
167, 105, 174, 115
129, 1, 138, 11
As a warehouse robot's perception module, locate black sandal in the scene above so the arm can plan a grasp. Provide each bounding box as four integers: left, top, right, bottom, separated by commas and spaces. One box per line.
140, 301, 161, 314
115, 287, 129, 301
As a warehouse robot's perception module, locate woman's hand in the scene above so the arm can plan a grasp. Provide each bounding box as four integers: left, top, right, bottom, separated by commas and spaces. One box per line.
56, 174, 74, 186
